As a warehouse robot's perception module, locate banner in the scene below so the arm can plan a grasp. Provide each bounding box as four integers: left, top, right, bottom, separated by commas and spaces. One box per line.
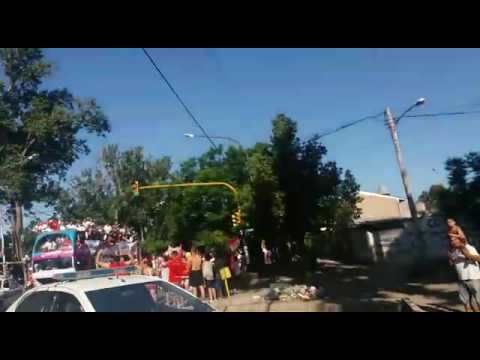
32, 250, 73, 261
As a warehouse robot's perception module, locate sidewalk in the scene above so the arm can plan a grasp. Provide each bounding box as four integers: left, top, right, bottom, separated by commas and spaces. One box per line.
214, 289, 340, 312
211, 260, 464, 312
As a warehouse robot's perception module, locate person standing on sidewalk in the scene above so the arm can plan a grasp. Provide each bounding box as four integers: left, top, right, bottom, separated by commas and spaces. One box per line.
449, 235, 480, 312
188, 247, 205, 299
212, 251, 225, 298
202, 252, 217, 302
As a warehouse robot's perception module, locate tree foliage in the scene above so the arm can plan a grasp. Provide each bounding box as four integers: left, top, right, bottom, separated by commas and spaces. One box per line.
0, 48, 110, 259
54, 114, 361, 264
433, 152, 480, 221
0, 48, 110, 207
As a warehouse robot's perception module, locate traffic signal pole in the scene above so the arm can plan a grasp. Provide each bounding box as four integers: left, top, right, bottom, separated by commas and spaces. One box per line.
132, 181, 242, 225
136, 181, 238, 199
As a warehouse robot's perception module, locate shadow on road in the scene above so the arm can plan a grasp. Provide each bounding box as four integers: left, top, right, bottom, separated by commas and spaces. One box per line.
234, 259, 461, 311
309, 260, 460, 311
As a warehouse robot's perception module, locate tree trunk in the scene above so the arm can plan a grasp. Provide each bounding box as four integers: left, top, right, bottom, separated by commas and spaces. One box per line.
13, 200, 24, 261
139, 226, 144, 260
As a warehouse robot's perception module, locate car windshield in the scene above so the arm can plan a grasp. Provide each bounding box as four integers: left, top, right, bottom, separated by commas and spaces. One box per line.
34, 258, 73, 271
85, 281, 213, 312
34, 233, 73, 254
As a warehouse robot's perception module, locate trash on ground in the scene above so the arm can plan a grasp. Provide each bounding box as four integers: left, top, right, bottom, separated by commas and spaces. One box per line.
264, 289, 280, 301
265, 284, 322, 302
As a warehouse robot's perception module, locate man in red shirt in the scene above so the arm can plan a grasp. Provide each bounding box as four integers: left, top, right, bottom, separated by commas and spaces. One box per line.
166, 251, 188, 286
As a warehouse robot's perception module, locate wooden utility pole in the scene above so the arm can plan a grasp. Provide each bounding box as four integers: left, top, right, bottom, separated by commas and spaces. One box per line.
385, 107, 427, 267
385, 107, 418, 221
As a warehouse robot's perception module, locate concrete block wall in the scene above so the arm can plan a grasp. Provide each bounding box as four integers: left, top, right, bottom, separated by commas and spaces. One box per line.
346, 215, 477, 265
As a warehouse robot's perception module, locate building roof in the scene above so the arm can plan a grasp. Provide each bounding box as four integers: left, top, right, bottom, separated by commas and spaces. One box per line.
359, 191, 405, 201
353, 217, 410, 228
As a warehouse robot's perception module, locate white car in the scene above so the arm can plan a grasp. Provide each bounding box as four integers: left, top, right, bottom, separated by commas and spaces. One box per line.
0, 277, 24, 311
7, 267, 214, 312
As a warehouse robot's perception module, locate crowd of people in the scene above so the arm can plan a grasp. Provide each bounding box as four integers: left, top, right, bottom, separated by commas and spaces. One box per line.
29, 219, 248, 302
138, 243, 248, 302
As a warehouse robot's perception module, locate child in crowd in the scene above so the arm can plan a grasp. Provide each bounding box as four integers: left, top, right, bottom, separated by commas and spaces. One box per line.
447, 218, 468, 266
447, 218, 468, 244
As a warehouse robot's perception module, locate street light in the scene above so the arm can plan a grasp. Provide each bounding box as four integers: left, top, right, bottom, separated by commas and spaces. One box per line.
416, 98, 426, 106
385, 98, 427, 269
0, 152, 38, 171
385, 98, 426, 220
395, 97, 426, 124
25, 153, 38, 162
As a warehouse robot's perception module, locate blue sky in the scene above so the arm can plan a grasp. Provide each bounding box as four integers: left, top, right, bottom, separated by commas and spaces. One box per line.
37, 48, 480, 211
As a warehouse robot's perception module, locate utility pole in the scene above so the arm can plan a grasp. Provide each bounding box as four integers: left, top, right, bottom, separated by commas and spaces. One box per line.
384, 107, 418, 221
0, 205, 6, 276
385, 107, 426, 271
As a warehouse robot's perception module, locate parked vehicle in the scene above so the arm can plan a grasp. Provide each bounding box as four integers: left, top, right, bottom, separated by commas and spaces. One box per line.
8, 267, 214, 312
0, 276, 24, 311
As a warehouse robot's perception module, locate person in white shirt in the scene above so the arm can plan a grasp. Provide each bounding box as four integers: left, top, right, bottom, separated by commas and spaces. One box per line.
449, 236, 480, 312
41, 238, 57, 252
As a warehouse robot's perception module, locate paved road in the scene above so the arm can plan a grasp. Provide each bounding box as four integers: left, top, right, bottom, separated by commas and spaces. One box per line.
213, 259, 463, 312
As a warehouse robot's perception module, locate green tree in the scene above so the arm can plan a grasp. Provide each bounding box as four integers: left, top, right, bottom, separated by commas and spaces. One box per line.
0, 48, 110, 259
418, 184, 446, 214
55, 168, 117, 223
53, 114, 361, 272
55, 144, 173, 250
437, 152, 480, 221
269, 114, 360, 262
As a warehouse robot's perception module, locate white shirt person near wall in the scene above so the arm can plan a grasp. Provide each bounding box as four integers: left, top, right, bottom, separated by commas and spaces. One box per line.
449, 238, 480, 312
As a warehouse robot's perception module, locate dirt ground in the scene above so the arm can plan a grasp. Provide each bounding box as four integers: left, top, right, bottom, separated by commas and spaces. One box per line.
214, 259, 463, 312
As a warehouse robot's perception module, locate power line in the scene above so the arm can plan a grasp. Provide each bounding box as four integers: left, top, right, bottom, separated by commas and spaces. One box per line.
404, 110, 480, 118
140, 48, 217, 150
319, 111, 384, 139
319, 109, 480, 140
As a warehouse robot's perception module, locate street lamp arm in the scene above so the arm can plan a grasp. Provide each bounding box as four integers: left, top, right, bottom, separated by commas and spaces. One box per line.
395, 104, 417, 125
184, 132, 253, 183
395, 98, 426, 125
185, 134, 242, 148
214, 136, 242, 148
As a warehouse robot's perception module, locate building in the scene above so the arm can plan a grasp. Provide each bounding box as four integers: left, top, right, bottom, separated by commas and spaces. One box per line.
342, 190, 446, 264
356, 191, 411, 224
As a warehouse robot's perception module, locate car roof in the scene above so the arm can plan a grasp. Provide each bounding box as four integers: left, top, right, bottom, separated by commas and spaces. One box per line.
39, 275, 163, 293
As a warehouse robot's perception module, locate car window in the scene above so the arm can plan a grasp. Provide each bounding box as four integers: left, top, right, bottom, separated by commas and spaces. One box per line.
15, 291, 55, 312
86, 281, 213, 312
51, 292, 84, 312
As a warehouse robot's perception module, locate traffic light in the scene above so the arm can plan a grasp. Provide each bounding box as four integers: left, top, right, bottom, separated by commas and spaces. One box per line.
231, 209, 242, 228
236, 210, 242, 225
131, 181, 139, 196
